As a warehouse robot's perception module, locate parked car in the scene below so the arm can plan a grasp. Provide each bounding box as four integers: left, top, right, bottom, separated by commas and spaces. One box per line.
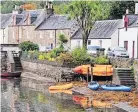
106, 47, 129, 58
87, 45, 101, 55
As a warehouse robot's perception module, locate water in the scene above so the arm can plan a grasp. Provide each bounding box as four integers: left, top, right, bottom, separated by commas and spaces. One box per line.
1, 78, 112, 112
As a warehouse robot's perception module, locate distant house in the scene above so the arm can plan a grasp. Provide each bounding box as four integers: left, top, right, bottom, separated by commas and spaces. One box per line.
71, 20, 122, 53
7, 2, 79, 51
118, 14, 138, 58
0, 14, 12, 44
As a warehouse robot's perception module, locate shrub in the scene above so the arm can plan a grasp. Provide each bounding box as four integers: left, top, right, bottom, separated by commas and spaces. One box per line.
71, 48, 93, 65
58, 34, 68, 49
94, 56, 109, 64
19, 41, 39, 51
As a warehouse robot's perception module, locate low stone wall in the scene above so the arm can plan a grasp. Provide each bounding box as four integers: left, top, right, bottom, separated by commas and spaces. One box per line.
1, 51, 7, 73
21, 59, 73, 82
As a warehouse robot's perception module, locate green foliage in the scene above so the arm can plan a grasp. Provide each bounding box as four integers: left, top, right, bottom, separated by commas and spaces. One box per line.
19, 41, 39, 51
66, 1, 111, 48
58, 34, 68, 49
94, 56, 109, 64
110, 1, 136, 19
71, 48, 92, 65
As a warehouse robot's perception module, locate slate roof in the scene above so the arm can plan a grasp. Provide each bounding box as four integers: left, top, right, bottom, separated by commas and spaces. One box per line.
36, 15, 76, 30
18, 10, 43, 25
127, 14, 138, 27
0, 13, 12, 29
72, 19, 122, 39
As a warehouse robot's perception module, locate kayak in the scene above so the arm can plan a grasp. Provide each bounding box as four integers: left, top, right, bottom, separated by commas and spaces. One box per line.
49, 89, 72, 95
49, 83, 73, 90
101, 84, 131, 92
73, 64, 113, 76
88, 81, 99, 90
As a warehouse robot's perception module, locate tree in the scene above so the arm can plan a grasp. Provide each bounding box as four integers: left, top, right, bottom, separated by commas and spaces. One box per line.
66, 1, 111, 48
110, 1, 137, 19
58, 34, 68, 49
19, 41, 39, 51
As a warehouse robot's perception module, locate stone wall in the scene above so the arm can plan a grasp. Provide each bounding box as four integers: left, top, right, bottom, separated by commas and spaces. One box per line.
21, 59, 73, 82
1, 51, 7, 73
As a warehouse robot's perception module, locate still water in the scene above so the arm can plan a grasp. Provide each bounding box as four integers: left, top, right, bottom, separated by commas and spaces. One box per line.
1, 78, 112, 112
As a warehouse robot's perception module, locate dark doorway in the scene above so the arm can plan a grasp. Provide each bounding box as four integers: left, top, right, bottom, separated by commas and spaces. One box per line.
124, 41, 128, 50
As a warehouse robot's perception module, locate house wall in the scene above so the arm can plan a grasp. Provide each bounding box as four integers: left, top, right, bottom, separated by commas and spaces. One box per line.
8, 25, 71, 51
0, 27, 9, 44
119, 27, 138, 58
111, 29, 119, 47
71, 39, 111, 54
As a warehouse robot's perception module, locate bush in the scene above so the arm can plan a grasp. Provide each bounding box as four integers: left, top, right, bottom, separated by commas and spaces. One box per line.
19, 41, 39, 51
71, 48, 93, 65
94, 56, 109, 64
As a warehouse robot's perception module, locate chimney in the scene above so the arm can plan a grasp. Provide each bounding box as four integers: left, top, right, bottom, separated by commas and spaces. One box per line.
12, 5, 19, 14
12, 14, 16, 26
27, 13, 31, 25
135, 3, 138, 14
44, 1, 54, 15
124, 15, 129, 31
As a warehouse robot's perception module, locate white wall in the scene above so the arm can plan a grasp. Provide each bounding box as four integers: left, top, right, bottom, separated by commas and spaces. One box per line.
111, 29, 119, 47
71, 39, 111, 54
0, 28, 9, 44
119, 27, 138, 58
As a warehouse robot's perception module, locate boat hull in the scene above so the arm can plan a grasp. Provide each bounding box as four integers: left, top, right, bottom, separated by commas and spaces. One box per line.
88, 81, 99, 90
101, 84, 131, 92
1, 72, 21, 77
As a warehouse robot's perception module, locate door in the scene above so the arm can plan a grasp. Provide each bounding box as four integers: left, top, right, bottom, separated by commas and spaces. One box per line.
124, 41, 128, 50
132, 41, 135, 58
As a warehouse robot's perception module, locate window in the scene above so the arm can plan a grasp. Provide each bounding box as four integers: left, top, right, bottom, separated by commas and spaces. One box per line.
51, 43, 53, 49
124, 41, 128, 50
12, 31, 15, 39
88, 40, 91, 45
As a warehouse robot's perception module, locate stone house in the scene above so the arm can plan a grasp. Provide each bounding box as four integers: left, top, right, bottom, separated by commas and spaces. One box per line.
7, 2, 79, 51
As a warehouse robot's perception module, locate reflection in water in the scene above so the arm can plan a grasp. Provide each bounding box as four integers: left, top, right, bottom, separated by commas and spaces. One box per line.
1, 78, 112, 112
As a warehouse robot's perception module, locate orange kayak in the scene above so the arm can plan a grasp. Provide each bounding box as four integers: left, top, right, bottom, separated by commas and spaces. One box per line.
73, 65, 113, 76
49, 83, 73, 90
49, 89, 72, 95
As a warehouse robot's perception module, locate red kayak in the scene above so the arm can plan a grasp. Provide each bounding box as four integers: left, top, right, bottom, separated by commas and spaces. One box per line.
1, 71, 21, 77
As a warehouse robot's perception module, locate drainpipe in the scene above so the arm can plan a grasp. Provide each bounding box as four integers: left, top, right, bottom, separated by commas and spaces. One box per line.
3, 29, 5, 44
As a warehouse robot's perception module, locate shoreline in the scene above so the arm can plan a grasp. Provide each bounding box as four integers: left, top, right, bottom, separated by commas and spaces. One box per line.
21, 71, 138, 112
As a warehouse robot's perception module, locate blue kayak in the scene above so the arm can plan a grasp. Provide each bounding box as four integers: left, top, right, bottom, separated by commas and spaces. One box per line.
88, 81, 100, 90
101, 84, 131, 92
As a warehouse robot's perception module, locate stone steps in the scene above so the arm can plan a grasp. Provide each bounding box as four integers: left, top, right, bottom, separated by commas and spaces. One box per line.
115, 68, 135, 87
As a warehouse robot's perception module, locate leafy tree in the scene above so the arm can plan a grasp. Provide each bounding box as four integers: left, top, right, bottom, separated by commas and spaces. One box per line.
58, 34, 68, 49
66, 1, 111, 48
19, 41, 39, 51
110, 1, 137, 19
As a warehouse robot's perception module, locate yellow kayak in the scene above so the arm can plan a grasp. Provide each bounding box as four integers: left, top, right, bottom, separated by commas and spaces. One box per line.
49, 89, 72, 95
49, 83, 73, 90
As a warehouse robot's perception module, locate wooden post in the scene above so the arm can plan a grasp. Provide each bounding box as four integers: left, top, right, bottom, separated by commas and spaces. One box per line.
91, 67, 93, 82
87, 67, 89, 83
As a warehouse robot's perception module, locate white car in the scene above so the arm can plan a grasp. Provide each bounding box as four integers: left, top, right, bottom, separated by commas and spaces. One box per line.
107, 47, 129, 58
